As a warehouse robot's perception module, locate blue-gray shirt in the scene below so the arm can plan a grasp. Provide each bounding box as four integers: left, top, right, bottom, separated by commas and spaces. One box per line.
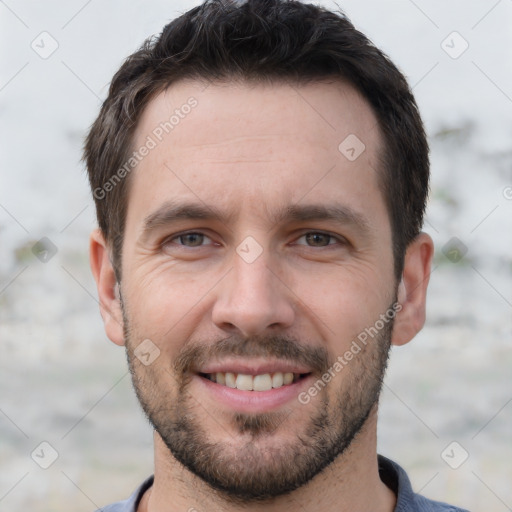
96, 455, 470, 511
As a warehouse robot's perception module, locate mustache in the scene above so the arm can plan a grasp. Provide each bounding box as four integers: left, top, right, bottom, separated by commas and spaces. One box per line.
173, 334, 332, 376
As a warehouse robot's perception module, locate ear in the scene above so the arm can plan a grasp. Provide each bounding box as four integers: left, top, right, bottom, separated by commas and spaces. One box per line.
89, 229, 125, 346
391, 232, 434, 347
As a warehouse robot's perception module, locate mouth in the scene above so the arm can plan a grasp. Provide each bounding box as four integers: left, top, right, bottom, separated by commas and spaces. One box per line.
193, 360, 317, 413
198, 371, 311, 391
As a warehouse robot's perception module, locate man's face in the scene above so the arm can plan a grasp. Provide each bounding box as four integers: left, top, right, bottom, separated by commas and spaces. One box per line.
119, 80, 397, 500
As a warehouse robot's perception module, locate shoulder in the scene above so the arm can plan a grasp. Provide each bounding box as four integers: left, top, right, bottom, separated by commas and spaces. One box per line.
96, 504, 129, 512
410, 493, 470, 512
94, 476, 154, 512
378, 455, 470, 512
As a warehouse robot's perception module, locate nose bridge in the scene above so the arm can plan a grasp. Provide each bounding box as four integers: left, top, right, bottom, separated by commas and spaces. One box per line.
211, 243, 295, 336
234, 252, 276, 304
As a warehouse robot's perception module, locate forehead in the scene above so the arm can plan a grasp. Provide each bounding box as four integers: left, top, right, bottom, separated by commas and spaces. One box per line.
135, 78, 381, 154
128, 79, 386, 229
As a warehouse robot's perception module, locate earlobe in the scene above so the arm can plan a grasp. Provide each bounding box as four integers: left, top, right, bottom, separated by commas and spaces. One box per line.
391, 232, 434, 347
89, 229, 125, 346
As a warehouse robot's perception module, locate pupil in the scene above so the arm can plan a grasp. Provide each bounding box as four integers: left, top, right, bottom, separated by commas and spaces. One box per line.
306, 233, 329, 246
182, 233, 203, 246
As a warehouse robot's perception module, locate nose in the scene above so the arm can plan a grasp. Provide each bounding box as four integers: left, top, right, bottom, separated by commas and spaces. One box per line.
211, 250, 296, 338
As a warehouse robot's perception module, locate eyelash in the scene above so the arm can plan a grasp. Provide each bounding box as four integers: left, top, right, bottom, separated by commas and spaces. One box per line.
162, 230, 347, 250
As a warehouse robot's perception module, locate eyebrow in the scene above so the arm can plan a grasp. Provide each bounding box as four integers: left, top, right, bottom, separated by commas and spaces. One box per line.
270, 204, 371, 235
139, 200, 371, 241
141, 201, 234, 235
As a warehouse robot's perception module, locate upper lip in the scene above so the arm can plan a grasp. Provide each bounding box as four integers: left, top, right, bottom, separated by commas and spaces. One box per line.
197, 359, 312, 375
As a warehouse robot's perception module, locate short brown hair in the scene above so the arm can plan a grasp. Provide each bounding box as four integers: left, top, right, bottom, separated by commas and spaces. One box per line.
84, 0, 429, 281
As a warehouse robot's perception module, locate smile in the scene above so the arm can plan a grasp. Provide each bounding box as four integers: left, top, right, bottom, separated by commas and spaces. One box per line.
199, 372, 310, 391
194, 360, 315, 412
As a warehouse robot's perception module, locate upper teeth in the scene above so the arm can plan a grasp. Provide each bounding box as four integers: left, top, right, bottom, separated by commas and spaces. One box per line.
205, 372, 296, 391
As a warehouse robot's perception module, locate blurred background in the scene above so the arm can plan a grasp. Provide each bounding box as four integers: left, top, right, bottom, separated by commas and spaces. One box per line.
0, 0, 511, 510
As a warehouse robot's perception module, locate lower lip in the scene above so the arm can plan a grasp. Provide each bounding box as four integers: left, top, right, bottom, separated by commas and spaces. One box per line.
194, 374, 313, 413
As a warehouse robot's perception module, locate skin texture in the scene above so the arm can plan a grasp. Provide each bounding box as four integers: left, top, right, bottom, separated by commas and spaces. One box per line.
90, 79, 434, 512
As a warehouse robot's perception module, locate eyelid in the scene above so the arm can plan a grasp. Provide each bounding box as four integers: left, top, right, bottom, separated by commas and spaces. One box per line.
162, 230, 215, 248
293, 230, 348, 247
160, 229, 348, 250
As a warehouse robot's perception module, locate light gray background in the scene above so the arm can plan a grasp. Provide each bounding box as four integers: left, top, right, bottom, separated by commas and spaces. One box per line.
1, 1, 511, 510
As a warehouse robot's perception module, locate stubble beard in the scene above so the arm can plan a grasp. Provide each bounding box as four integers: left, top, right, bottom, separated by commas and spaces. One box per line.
123, 303, 393, 504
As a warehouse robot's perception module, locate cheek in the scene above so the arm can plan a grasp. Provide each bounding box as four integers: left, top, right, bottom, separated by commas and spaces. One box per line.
122, 261, 219, 347
290, 262, 391, 347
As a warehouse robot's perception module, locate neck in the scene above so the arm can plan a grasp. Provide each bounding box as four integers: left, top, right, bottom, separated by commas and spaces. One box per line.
139, 409, 396, 512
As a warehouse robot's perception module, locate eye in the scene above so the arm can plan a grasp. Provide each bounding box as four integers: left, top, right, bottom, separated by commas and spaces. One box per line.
295, 232, 343, 247
166, 232, 212, 248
